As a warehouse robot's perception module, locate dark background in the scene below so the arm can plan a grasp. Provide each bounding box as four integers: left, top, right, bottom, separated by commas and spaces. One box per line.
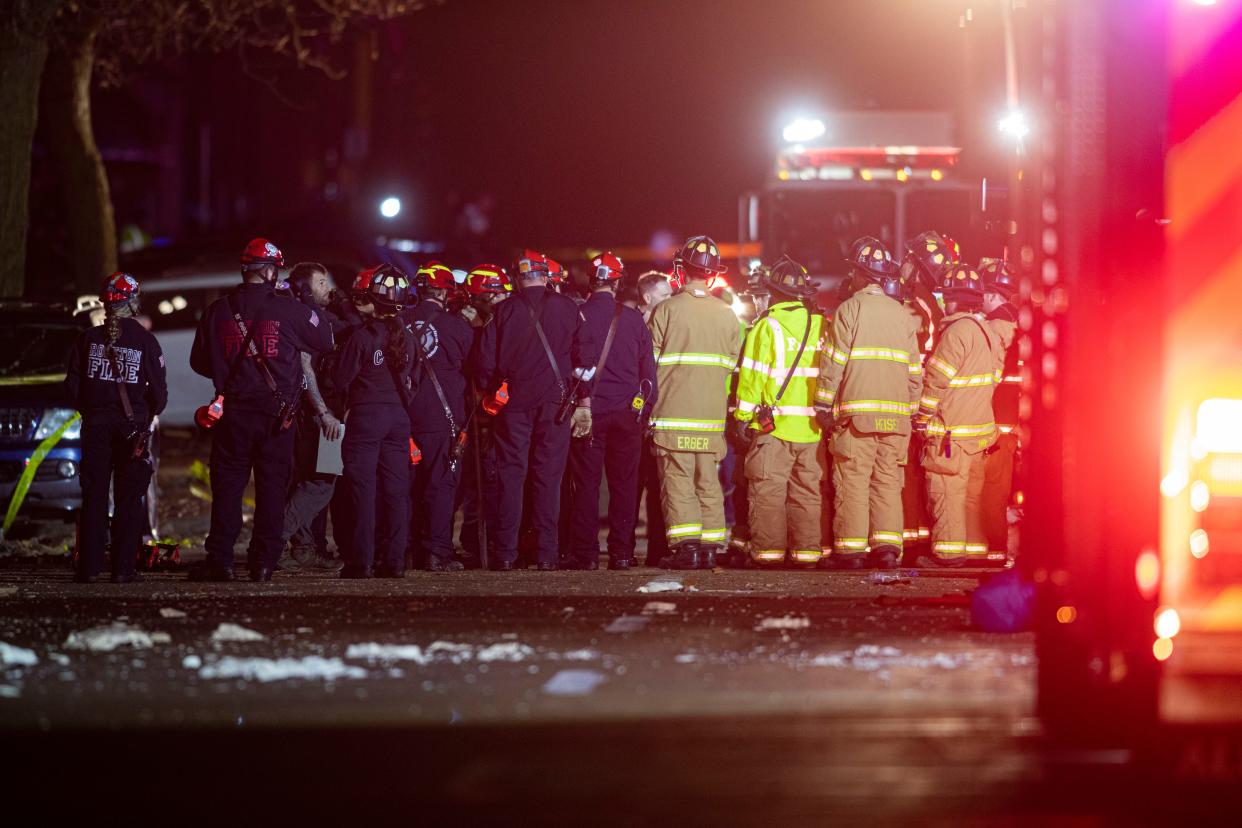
31, 0, 1008, 264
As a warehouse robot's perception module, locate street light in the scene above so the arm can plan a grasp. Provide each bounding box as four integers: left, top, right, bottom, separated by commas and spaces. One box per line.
782, 117, 826, 144
379, 196, 402, 219
997, 110, 1031, 141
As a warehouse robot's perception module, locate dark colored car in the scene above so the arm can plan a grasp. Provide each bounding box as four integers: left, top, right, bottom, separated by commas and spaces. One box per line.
0, 300, 92, 518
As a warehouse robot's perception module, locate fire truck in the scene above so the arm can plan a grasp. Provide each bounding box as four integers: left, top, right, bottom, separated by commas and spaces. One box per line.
1017, 0, 1242, 787
737, 110, 1001, 278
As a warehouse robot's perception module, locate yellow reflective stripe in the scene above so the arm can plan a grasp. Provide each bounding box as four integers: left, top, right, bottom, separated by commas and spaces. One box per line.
751, 549, 786, 562
700, 528, 728, 542
925, 422, 996, 437
927, 356, 958, 378
0, 373, 68, 386
658, 353, 735, 368
651, 418, 726, 432
837, 400, 911, 415
919, 394, 940, 410
741, 358, 818, 379
835, 538, 868, 551
933, 541, 968, 556
828, 346, 848, 366
849, 347, 910, 363
737, 400, 758, 413
667, 523, 702, 538
948, 373, 996, 388
773, 405, 816, 417
790, 549, 822, 562
815, 387, 836, 403
908, 363, 923, 375
964, 544, 989, 556
870, 531, 903, 546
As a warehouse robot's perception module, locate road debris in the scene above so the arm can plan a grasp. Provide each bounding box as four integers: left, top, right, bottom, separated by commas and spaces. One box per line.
210, 623, 266, 643
63, 623, 170, 652
637, 580, 685, 593
541, 669, 607, 696
197, 655, 366, 683
604, 615, 649, 633
159, 608, 188, 619
641, 601, 677, 615
0, 641, 38, 666
755, 616, 811, 631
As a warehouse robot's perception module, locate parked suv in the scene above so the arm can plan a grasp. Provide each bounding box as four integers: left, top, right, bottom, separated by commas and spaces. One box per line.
0, 300, 92, 517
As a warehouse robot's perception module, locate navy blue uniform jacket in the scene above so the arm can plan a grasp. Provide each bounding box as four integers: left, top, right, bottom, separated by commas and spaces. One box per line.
190, 282, 333, 413
65, 317, 168, 423
403, 300, 473, 433
578, 291, 658, 416
475, 286, 595, 411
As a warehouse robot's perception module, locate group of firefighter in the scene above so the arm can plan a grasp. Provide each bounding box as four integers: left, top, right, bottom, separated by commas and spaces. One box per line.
65, 229, 1020, 583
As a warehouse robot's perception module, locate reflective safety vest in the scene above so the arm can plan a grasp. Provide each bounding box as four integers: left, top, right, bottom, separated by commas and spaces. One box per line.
816, 285, 922, 435
648, 284, 743, 456
918, 311, 1009, 450
735, 301, 825, 443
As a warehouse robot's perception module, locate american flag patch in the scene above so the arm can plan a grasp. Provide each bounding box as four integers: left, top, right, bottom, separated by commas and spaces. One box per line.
309, 311, 320, 327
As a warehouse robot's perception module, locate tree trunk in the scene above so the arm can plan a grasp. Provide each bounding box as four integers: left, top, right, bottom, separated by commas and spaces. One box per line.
0, 9, 56, 297
43, 22, 116, 295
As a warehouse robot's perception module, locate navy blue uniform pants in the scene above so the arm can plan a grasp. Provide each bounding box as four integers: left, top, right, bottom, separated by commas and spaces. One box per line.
637, 437, 667, 564
342, 403, 410, 573
77, 416, 154, 578
493, 402, 571, 565
410, 429, 460, 565
205, 409, 293, 571
458, 426, 498, 560
569, 410, 642, 564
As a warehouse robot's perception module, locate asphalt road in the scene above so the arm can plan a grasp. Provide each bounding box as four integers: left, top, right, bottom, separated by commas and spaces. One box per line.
2, 566, 1237, 822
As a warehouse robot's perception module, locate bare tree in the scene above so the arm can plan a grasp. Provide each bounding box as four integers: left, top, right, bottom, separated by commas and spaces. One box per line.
0, 0, 67, 297
4, 0, 430, 295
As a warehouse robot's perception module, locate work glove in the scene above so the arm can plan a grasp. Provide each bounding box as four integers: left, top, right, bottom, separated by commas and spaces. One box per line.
814, 405, 835, 433
571, 405, 593, 439
318, 412, 343, 442
729, 417, 754, 448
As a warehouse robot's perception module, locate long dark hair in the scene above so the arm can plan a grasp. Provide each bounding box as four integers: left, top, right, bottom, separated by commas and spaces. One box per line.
381, 313, 410, 373
104, 305, 123, 346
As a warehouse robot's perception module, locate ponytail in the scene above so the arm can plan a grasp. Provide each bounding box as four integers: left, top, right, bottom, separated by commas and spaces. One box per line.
383, 314, 410, 373
104, 306, 122, 346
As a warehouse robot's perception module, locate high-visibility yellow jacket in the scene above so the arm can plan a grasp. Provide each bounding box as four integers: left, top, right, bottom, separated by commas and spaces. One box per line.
918, 310, 1009, 451
648, 284, 743, 457
816, 285, 922, 435
735, 301, 825, 444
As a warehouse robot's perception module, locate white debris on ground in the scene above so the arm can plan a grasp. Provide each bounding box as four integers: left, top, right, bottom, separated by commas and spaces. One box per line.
0, 586, 18, 597
159, 608, 187, 619
63, 623, 171, 652
209, 623, 266, 643
197, 655, 366, 683
554, 649, 600, 661
637, 580, 685, 594
674, 653, 699, 664
604, 615, 649, 633
641, 601, 677, 615
182, 655, 203, 669
0, 641, 38, 666
755, 616, 811, 631
346, 640, 536, 666
541, 669, 607, 696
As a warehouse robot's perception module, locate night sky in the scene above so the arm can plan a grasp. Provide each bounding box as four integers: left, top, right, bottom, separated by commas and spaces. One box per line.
85, 0, 1009, 260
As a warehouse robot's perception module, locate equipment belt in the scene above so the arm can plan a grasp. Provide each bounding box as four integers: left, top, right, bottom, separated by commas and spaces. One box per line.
773, 309, 813, 405
410, 308, 458, 438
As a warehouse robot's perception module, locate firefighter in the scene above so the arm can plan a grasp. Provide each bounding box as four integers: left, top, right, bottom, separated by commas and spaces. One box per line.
457, 264, 511, 564
914, 264, 1010, 566
406, 261, 474, 571
897, 231, 960, 552
189, 239, 333, 582
64, 273, 168, 583
635, 271, 675, 565
647, 236, 743, 570
732, 256, 825, 567
566, 253, 658, 570
475, 249, 594, 571
275, 262, 345, 573
333, 265, 417, 578
815, 239, 923, 570
979, 258, 1021, 566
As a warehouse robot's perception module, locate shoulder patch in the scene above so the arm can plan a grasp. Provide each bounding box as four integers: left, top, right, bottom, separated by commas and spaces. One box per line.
309, 310, 320, 327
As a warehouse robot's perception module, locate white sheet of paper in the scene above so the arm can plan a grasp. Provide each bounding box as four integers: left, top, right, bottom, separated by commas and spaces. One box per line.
315, 423, 344, 476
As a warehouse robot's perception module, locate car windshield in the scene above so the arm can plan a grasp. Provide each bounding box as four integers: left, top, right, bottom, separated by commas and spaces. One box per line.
0, 323, 81, 378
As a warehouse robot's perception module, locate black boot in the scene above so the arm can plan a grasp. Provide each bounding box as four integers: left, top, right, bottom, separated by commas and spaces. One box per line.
866, 545, 902, 570
660, 541, 701, 571
698, 544, 720, 570
425, 557, 465, 572
187, 561, 235, 582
